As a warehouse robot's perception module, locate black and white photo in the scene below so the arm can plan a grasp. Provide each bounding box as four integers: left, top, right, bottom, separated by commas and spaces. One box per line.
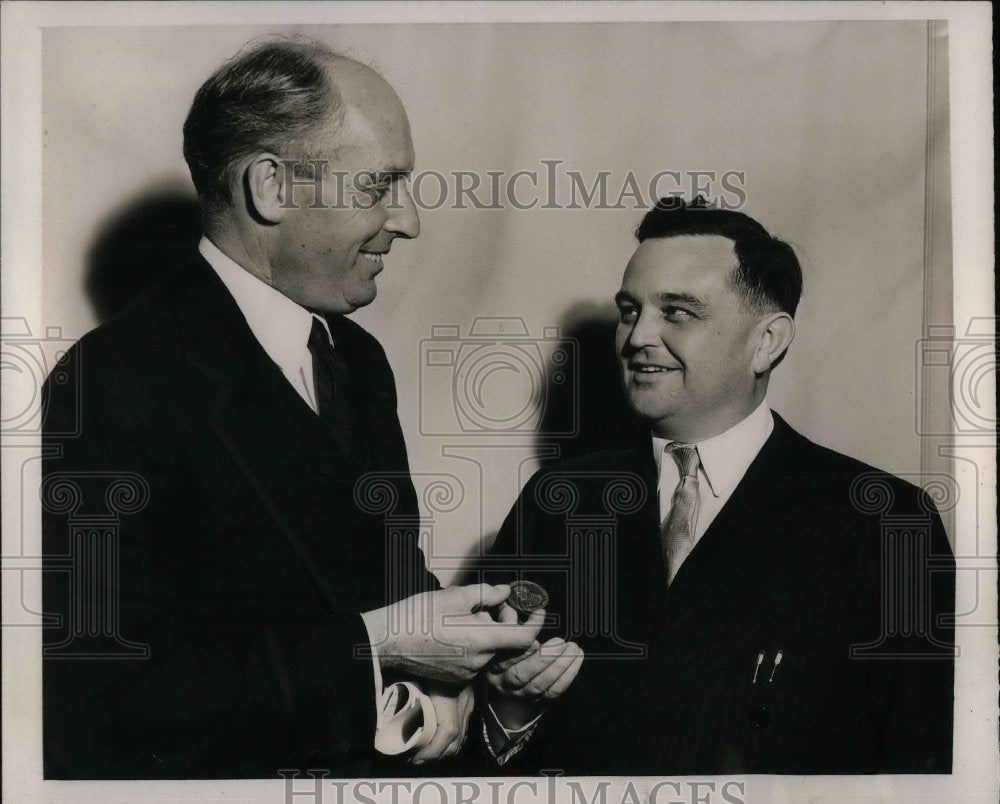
1, 3, 994, 803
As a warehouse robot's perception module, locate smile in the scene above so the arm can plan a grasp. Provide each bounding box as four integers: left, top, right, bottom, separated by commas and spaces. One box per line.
359, 252, 384, 266
629, 363, 679, 374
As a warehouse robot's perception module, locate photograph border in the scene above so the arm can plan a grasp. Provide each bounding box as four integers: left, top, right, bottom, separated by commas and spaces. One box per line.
3, 2, 994, 803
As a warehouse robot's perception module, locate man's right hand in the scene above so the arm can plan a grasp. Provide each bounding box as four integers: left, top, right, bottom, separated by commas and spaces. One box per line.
362, 584, 544, 684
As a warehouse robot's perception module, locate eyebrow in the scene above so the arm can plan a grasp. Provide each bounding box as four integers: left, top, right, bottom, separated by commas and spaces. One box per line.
613, 290, 709, 314
659, 292, 708, 314
370, 169, 412, 182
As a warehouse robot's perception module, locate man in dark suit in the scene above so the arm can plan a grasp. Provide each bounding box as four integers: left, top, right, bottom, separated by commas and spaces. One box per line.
41, 38, 541, 779
484, 198, 955, 773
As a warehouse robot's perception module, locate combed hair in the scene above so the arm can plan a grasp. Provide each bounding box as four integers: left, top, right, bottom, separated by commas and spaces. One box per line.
182, 37, 343, 204
636, 196, 803, 316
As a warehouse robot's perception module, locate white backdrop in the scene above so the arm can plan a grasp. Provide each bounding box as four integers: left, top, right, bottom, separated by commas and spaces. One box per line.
42, 22, 950, 580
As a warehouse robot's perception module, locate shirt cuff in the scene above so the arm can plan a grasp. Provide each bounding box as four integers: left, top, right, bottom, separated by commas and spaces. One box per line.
487, 699, 544, 739
482, 699, 544, 766
481, 710, 542, 767
360, 613, 385, 742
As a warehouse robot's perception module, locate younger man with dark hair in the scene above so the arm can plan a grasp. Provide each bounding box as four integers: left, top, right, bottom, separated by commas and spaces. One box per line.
485, 197, 955, 774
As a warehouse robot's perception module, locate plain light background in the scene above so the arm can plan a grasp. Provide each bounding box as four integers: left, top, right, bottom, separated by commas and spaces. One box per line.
42, 22, 951, 579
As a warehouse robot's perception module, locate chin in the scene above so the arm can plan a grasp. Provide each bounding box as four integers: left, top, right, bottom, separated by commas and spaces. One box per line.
626, 384, 674, 414
626, 397, 675, 426
344, 287, 377, 312
306, 294, 357, 315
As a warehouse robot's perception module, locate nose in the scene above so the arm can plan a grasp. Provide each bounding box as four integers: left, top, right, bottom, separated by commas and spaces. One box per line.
623, 308, 660, 352
384, 178, 420, 240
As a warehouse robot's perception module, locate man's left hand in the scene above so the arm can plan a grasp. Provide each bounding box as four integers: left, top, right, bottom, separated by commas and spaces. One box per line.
487, 636, 584, 702
487, 602, 584, 704
410, 683, 475, 764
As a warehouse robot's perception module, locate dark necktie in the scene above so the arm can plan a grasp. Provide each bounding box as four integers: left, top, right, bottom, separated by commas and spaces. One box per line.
307, 317, 364, 473
661, 444, 701, 585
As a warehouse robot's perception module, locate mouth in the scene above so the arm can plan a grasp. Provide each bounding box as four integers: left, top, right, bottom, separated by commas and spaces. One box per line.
358, 251, 385, 270
628, 362, 680, 375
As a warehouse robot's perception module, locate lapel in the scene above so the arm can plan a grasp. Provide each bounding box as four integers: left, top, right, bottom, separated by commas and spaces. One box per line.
664, 413, 803, 604
322, 314, 408, 481
169, 254, 367, 611
538, 444, 669, 650
604, 415, 819, 726
613, 446, 671, 627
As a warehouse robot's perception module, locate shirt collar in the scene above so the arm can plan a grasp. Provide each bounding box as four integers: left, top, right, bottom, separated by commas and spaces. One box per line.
198, 236, 332, 369
652, 400, 774, 498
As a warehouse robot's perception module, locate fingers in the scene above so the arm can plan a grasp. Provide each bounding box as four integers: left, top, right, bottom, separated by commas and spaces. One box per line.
491, 607, 546, 650
490, 640, 539, 674
542, 649, 584, 700
521, 607, 545, 635
411, 706, 460, 763
461, 583, 510, 608
412, 686, 474, 763
437, 584, 509, 618
444, 702, 472, 756
521, 642, 582, 698
496, 602, 519, 624
492, 638, 583, 700
499, 638, 571, 689
460, 606, 544, 657
412, 721, 456, 763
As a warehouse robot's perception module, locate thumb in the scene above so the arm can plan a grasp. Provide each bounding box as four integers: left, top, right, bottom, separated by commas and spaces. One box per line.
467, 583, 510, 608
495, 607, 546, 650
520, 607, 546, 639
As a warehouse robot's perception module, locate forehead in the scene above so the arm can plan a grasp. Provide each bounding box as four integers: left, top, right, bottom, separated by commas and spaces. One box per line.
622, 235, 739, 296
318, 65, 415, 170
343, 103, 415, 169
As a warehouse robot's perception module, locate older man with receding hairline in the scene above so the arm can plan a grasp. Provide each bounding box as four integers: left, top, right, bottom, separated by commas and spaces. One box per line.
41, 37, 562, 779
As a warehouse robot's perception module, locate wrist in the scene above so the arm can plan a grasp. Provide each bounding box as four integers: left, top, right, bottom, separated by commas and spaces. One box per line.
487, 690, 544, 732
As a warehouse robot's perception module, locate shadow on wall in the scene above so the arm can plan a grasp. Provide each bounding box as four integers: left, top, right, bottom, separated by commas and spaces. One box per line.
536, 300, 647, 465
457, 301, 647, 578
85, 187, 202, 324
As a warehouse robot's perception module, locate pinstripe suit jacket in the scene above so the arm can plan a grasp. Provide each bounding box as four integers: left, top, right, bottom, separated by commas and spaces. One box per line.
486, 414, 954, 774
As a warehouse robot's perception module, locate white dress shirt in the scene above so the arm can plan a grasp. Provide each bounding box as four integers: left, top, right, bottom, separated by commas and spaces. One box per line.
199, 236, 332, 412
652, 400, 774, 566
199, 236, 388, 736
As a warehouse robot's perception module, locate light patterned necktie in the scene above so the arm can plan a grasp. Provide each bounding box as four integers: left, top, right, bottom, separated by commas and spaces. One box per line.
661, 444, 701, 585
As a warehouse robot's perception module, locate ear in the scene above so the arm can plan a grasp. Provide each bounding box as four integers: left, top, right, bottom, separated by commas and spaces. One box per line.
244, 153, 288, 224
751, 312, 795, 374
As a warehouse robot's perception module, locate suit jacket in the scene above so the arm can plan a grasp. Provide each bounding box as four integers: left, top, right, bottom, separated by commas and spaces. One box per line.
485, 414, 954, 774
42, 252, 437, 778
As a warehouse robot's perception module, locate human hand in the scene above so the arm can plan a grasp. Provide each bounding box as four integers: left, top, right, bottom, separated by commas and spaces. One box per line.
487, 634, 584, 702
362, 584, 545, 684
484, 601, 583, 733
410, 683, 475, 764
